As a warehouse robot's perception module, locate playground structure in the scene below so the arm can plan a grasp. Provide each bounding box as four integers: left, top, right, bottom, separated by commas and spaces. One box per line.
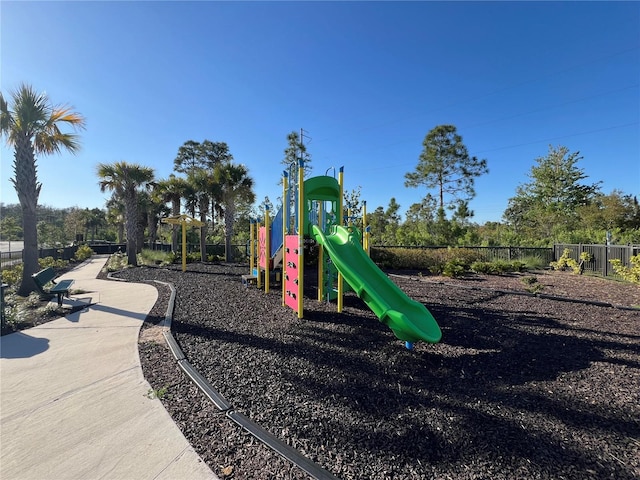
247, 160, 442, 347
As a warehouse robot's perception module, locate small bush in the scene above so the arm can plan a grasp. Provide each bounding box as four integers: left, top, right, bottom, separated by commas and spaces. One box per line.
442, 259, 466, 278
103, 252, 129, 272
186, 252, 202, 263
520, 255, 547, 270
550, 249, 581, 274
521, 275, 544, 293
510, 260, 527, 272
370, 247, 482, 274
610, 255, 640, 284
74, 244, 94, 262
139, 249, 173, 266
469, 259, 528, 275
551, 249, 594, 275
580, 251, 594, 263
1, 264, 23, 286
491, 260, 514, 274
470, 261, 494, 274
2, 291, 58, 331
38, 256, 68, 269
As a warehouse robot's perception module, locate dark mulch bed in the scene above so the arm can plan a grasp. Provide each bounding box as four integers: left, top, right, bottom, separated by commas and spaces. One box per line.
112, 264, 639, 480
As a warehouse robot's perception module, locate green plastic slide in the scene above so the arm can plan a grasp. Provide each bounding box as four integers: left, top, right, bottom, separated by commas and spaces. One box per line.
312, 225, 442, 344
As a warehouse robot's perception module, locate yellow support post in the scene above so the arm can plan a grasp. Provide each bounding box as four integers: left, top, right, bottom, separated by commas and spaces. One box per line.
265, 206, 270, 293
256, 219, 262, 289
161, 214, 204, 273
363, 200, 369, 256
282, 171, 288, 307
182, 223, 187, 271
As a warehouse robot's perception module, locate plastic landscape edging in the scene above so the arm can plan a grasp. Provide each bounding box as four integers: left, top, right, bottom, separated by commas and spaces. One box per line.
227, 411, 341, 480
146, 278, 340, 479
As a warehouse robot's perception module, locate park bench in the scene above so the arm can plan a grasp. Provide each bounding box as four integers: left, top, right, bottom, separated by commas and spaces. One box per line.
32, 267, 74, 306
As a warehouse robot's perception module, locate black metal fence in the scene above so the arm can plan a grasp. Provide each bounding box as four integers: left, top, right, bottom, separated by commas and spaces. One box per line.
0, 242, 249, 270
373, 245, 554, 265
553, 243, 640, 277
3, 242, 637, 280
0, 245, 80, 270
0, 250, 23, 270
86, 242, 248, 259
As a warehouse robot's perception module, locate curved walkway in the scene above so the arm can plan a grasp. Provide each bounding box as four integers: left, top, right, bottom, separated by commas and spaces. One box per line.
0, 255, 218, 480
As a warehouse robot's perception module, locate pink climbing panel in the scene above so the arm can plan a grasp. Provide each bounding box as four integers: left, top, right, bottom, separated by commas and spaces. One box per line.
284, 235, 300, 312
259, 226, 267, 269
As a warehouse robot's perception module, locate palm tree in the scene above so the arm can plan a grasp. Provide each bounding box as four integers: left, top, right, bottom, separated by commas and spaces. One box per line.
0, 84, 86, 295
105, 196, 126, 243
216, 163, 255, 262
156, 174, 189, 251
188, 168, 222, 262
85, 208, 107, 242
145, 186, 170, 248
97, 162, 154, 266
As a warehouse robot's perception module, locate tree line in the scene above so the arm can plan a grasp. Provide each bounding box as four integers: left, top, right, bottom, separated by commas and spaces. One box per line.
2, 84, 638, 296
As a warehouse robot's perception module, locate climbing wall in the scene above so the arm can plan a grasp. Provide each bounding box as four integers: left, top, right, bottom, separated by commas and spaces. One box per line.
258, 226, 267, 269
284, 235, 300, 312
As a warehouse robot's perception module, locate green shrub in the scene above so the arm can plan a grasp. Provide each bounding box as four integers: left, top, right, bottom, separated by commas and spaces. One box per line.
550, 248, 580, 274
471, 259, 526, 275
74, 244, 94, 262
371, 247, 481, 274
1, 264, 23, 286
186, 252, 202, 263
510, 260, 527, 272
103, 252, 129, 272
38, 256, 68, 269
521, 275, 544, 293
580, 251, 594, 263
470, 261, 494, 274
139, 249, 173, 266
550, 249, 594, 275
610, 255, 640, 284
491, 260, 514, 274
2, 291, 59, 330
441, 259, 466, 278
520, 255, 547, 270
370, 247, 394, 268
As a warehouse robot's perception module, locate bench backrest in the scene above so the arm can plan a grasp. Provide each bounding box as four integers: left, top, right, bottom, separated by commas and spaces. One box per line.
32, 267, 56, 289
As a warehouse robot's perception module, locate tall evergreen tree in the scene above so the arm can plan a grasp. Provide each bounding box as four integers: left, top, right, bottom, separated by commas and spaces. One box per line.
504, 145, 601, 242
405, 124, 488, 219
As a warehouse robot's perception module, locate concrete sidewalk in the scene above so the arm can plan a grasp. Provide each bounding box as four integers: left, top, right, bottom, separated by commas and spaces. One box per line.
0, 255, 218, 480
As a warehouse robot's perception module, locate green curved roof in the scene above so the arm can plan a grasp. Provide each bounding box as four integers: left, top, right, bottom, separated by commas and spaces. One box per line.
303, 176, 340, 201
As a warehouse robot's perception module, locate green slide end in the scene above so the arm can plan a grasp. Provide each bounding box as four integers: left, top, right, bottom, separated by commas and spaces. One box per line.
312, 225, 442, 344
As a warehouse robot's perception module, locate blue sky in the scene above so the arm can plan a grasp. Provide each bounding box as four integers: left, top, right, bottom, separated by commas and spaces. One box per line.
1, 1, 638, 224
